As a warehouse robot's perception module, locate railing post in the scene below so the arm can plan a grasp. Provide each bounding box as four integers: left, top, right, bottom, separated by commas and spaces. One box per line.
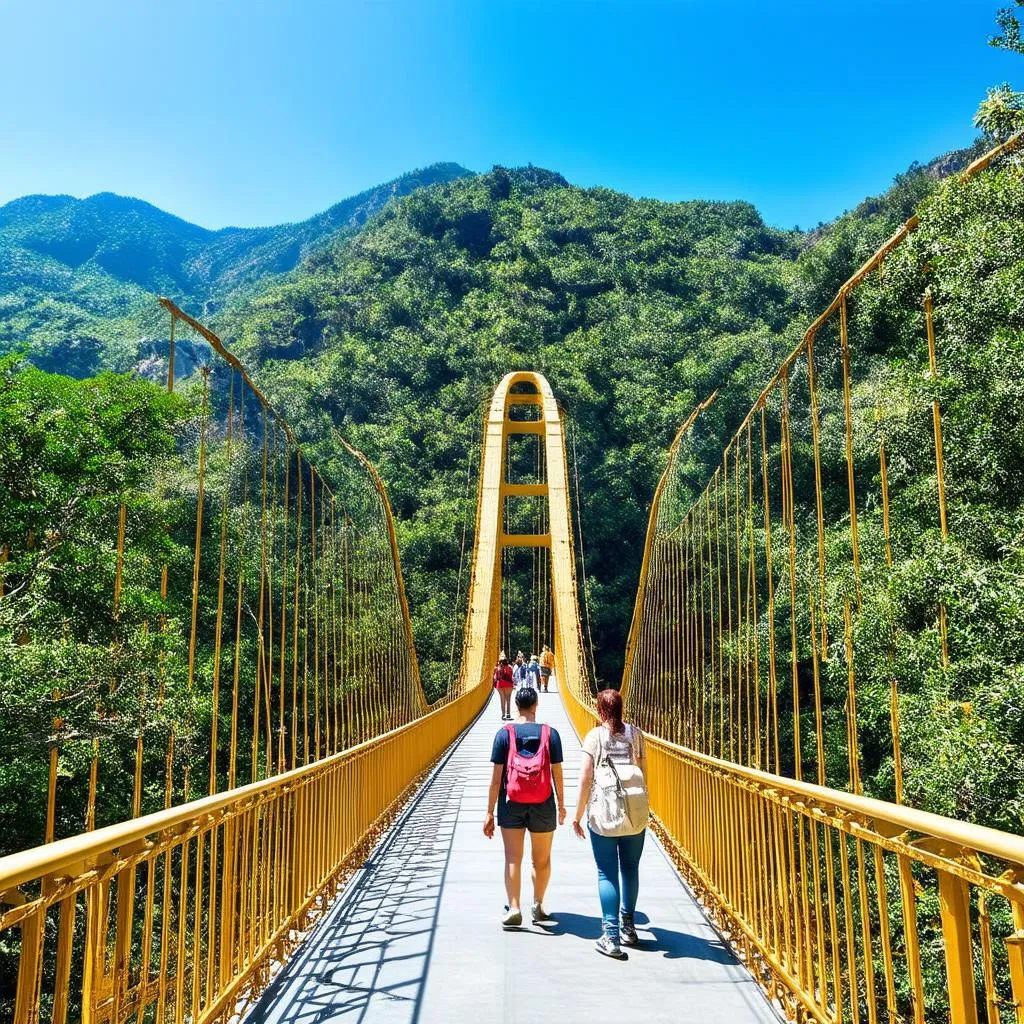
937, 867, 979, 1024
13, 906, 44, 1024
1005, 898, 1024, 1024
80, 878, 109, 1024
110, 858, 137, 1023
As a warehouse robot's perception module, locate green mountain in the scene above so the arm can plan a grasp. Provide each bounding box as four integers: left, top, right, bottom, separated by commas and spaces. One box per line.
2, 137, 1020, 833
0, 162, 473, 374
223, 165, 803, 693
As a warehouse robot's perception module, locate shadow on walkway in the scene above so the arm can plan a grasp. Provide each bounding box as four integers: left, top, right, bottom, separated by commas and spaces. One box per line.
246, 761, 465, 1024
512, 911, 736, 963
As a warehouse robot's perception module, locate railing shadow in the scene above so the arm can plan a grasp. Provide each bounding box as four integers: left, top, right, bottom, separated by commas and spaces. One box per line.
246, 761, 464, 1024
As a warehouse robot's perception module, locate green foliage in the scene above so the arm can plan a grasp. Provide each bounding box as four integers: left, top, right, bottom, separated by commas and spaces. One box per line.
974, 83, 1024, 141
219, 167, 802, 697
2, 139, 1021, 846
0, 361, 187, 850
991, 0, 1024, 54
0, 164, 472, 375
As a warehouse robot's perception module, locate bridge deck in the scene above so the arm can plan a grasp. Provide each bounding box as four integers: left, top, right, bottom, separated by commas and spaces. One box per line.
247, 686, 779, 1024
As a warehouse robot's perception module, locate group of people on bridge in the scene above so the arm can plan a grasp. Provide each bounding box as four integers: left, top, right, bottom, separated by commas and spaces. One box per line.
491, 646, 554, 719
484, 662, 651, 960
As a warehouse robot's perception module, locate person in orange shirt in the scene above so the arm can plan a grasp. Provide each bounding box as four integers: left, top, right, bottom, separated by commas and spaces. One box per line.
539, 645, 555, 692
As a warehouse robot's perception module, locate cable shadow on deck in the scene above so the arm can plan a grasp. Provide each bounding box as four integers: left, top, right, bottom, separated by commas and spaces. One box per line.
246, 764, 465, 1024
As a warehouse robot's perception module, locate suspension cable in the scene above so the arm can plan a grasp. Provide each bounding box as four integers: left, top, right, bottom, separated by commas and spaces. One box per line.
570, 418, 599, 685
447, 405, 481, 691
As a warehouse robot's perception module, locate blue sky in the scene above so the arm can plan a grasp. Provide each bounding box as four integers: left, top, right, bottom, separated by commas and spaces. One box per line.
0, 0, 1018, 230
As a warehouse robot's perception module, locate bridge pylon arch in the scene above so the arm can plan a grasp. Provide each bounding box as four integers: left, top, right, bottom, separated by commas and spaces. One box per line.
455, 372, 591, 711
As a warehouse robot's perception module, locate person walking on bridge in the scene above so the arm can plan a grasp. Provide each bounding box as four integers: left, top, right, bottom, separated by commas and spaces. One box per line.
513, 653, 531, 689
484, 687, 566, 928
526, 654, 542, 691
539, 645, 555, 691
573, 688, 650, 958
493, 654, 515, 720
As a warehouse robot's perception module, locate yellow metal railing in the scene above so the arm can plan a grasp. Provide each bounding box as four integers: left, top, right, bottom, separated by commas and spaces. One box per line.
644, 736, 1024, 1024
0, 688, 483, 1024
606, 133, 1024, 1023
561, 669, 1024, 1023
622, 132, 1023, 796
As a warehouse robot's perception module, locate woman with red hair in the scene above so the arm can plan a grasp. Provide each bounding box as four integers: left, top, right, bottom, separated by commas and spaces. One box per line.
573, 687, 650, 958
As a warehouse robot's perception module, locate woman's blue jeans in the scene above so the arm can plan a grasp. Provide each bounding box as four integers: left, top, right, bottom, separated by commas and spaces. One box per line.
588, 829, 646, 935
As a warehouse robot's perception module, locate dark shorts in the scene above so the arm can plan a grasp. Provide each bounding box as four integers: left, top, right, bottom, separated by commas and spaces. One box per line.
497, 796, 557, 833
540, 667, 552, 678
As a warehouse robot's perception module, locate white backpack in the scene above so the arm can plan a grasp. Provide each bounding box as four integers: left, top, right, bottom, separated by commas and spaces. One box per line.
588, 726, 650, 836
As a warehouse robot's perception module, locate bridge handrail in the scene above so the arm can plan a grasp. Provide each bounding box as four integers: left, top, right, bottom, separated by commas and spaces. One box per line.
0, 696, 451, 895
646, 734, 1024, 872
0, 683, 489, 1024
560, 680, 1024, 1024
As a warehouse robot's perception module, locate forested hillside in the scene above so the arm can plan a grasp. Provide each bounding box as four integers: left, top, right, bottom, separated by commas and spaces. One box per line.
218, 146, 993, 703
0, 162, 471, 375
1, 127, 1022, 848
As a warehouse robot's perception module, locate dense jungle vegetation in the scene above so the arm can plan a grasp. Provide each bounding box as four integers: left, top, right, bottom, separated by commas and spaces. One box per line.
2, 36, 1024, 865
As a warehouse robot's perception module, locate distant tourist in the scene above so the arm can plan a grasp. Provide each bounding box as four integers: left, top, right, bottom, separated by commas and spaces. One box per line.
539, 645, 555, 691
526, 654, 542, 691
573, 688, 650, 958
484, 687, 566, 927
492, 654, 515, 720
513, 652, 530, 689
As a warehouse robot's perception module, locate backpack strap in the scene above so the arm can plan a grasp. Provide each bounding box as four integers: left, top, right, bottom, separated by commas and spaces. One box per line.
504, 722, 518, 768
539, 723, 551, 764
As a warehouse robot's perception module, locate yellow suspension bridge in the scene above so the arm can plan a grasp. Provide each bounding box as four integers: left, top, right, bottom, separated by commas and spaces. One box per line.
2, 134, 1024, 1024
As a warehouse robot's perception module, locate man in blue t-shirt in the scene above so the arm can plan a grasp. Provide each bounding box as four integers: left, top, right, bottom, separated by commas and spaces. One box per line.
483, 687, 566, 929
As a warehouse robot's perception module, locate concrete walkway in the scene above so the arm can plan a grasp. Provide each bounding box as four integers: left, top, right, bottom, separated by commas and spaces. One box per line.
247, 685, 779, 1024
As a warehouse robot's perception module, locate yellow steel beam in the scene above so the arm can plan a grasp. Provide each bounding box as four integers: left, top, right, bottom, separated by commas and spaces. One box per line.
501, 533, 551, 547
504, 420, 546, 435
504, 483, 548, 497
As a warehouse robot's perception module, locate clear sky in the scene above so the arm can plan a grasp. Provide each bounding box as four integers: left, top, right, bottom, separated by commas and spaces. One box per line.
0, 0, 1018, 231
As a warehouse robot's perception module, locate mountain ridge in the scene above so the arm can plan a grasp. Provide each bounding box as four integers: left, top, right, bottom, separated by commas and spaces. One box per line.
0, 161, 475, 372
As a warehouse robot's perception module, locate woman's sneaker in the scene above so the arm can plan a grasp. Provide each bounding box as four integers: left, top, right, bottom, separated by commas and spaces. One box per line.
532, 901, 555, 924
502, 905, 522, 928
595, 926, 625, 959
620, 911, 639, 947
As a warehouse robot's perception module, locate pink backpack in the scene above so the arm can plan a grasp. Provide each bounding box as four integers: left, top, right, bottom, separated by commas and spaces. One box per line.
504, 724, 552, 804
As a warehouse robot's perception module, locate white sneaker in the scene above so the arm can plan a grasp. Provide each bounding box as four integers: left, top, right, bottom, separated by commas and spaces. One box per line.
620, 911, 639, 946
502, 905, 522, 928
595, 931, 625, 958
